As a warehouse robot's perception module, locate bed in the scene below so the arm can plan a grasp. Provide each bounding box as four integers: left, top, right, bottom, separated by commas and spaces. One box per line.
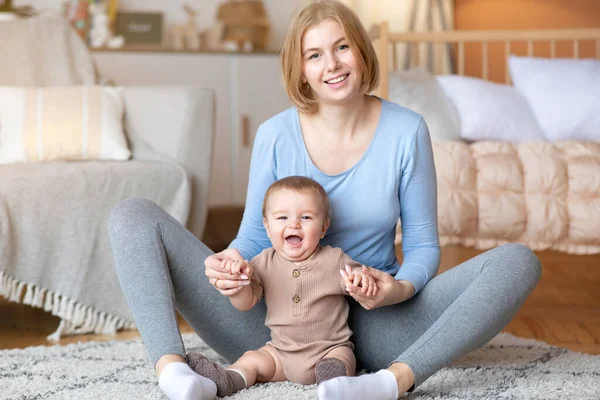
368, 23, 600, 254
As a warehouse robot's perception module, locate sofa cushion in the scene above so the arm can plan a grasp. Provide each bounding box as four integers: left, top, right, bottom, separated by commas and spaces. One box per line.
0, 86, 130, 164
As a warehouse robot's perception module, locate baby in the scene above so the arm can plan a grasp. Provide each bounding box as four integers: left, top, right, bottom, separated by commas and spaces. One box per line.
187, 176, 377, 397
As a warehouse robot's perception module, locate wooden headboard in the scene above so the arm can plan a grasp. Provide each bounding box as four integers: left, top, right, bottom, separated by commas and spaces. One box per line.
368, 22, 600, 99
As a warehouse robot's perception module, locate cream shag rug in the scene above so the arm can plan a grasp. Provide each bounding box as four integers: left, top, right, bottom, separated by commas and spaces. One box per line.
1, 333, 599, 400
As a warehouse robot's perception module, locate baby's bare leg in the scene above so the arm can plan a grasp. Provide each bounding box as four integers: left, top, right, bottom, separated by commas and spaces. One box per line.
187, 345, 284, 396
229, 345, 286, 386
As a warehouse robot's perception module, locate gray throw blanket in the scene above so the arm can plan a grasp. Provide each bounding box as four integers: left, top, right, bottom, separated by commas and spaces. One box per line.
0, 14, 96, 86
0, 157, 191, 339
0, 13, 193, 339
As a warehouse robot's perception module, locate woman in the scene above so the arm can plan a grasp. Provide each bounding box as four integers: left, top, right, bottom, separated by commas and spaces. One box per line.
108, 1, 541, 400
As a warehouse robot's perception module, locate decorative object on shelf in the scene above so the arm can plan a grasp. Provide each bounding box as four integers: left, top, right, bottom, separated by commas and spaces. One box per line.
106, 0, 118, 32
222, 38, 253, 53
63, 0, 89, 39
223, 39, 239, 52
199, 22, 225, 51
0, 0, 34, 19
115, 10, 164, 48
105, 34, 124, 48
88, 1, 124, 48
242, 39, 253, 52
88, 2, 110, 47
0, 0, 11, 11
168, 4, 200, 50
216, 0, 270, 50
0, 0, 23, 20
0, 0, 12, 21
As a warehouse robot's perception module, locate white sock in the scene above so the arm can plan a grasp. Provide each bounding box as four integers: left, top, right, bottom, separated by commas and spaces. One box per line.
317, 369, 399, 400
158, 362, 217, 400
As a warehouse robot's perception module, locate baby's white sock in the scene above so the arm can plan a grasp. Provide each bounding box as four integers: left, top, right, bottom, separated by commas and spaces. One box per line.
158, 362, 217, 400
317, 369, 399, 400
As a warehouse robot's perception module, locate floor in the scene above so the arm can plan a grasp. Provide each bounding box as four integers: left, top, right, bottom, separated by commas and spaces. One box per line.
1, 208, 600, 355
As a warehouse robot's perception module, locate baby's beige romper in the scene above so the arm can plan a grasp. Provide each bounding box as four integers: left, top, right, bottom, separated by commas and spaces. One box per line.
249, 245, 361, 384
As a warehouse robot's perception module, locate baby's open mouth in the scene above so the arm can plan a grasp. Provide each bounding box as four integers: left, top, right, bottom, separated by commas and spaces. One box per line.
285, 235, 303, 245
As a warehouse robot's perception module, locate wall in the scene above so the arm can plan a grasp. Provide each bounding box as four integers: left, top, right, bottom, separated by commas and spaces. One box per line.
343, 0, 453, 37
17, 0, 311, 49
454, 0, 600, 82
20, 0, 453, 51
344, 0, 413, 33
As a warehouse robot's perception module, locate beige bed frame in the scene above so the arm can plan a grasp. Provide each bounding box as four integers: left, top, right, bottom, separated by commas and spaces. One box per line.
368, 22, 600, 99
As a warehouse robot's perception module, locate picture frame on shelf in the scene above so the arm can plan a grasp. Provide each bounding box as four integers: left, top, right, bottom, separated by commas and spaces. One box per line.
115, 11, 164, 48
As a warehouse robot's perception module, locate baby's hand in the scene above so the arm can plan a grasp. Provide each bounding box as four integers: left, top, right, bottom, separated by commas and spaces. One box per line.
221, 258, 252, 278
341, 265, 378, 297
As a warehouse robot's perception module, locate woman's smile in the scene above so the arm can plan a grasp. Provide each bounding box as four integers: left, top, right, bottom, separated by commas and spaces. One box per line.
325, 73, 349, 85
324, 73, 350, 91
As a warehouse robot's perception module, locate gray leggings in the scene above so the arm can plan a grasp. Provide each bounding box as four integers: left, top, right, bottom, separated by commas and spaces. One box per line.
107, 198, 541, 388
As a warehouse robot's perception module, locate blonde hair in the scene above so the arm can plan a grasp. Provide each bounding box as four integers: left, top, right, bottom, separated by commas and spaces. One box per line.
280, 0, 380, 113
262, 176, 330, 220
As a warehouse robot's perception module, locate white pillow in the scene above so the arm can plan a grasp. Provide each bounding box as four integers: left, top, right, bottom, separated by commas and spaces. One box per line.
509, 56, 600, 141
436, 75, 546, 142
0, 86, 131, 164
388, 68, 461, 142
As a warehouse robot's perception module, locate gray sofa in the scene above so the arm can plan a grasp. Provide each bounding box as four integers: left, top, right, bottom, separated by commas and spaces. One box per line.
0, 14, 216, 340
0, 86, 215, 340
123, 86, 215, 239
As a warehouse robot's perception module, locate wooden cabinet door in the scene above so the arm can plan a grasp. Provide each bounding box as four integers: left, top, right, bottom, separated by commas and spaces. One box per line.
232, 54, 292, 206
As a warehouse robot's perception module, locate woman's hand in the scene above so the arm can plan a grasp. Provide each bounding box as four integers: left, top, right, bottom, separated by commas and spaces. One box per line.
340, 266, 378, 297
204, 248, 251, 296
344, 265, 415, 310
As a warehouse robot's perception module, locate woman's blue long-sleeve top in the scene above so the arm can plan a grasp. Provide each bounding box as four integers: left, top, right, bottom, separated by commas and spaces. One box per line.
229, 99, 440, 294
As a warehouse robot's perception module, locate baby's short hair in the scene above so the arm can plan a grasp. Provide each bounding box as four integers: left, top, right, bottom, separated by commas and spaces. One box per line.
262, 176, 330, 220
